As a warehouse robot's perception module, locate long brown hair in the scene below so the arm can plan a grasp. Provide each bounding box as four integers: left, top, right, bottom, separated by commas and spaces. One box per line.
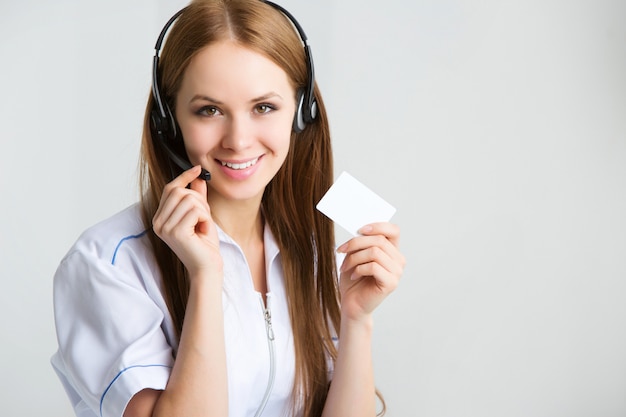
139, 1, 345, 415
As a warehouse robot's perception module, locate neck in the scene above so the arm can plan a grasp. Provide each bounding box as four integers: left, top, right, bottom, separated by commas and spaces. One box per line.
209, 196, 264, 248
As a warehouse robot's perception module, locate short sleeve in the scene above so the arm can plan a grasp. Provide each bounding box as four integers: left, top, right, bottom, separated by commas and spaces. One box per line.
53, 248, 174, 417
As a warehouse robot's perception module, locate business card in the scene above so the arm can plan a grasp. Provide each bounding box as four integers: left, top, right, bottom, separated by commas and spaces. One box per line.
316, 171, 396, 236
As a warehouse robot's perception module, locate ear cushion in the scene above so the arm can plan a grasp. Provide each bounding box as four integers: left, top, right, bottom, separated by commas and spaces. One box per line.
293, 89, 306, 133
150, 103, 177, 141
308, 99, 318, 122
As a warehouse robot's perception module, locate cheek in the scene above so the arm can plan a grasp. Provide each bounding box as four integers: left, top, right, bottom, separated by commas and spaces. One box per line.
276, 106, 297, 139
181, 124, 217, 156
267, 117, 294, 155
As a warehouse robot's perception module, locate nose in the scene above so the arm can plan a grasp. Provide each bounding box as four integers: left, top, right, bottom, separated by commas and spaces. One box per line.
221, 114, 253, 151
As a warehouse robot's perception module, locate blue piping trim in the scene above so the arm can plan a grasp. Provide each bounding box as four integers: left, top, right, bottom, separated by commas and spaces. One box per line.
111, 231, 147, 265
99, 364, 172, 417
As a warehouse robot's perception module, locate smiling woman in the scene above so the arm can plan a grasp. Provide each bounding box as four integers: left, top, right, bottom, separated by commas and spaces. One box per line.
49, 1, 405, 417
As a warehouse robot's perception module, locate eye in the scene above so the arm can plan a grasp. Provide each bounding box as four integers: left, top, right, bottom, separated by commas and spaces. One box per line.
254, 103, 276, 114
196, 105, 222, 117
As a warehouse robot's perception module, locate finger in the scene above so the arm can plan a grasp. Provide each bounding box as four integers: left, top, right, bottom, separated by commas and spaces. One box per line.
189, 176, 208, 201
338, 232, 406, 277
357, 222, 401, 246
188, 178, 213, 236
160, 165, 203, 203
156, 193, 209, 238
341, 244, 404, 281
154, 187, 210, 237
188, 176, 211, 217
175, 165, 204, 187
340, 244, 393, 273
153, 187, 195, 232
165, 205, 210, 241
350, 262, 398, 291
337, 224, 401, 254
339, 234, 399, 261
154, 168, 209, 227
154, 166, 203, 218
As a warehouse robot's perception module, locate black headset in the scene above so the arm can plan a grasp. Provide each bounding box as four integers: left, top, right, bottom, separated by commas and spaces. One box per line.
150, 0, 318, 181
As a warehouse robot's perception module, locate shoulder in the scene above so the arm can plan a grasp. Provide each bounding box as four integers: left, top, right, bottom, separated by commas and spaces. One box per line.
55, 203, 157, 285
66, 203, 147, 263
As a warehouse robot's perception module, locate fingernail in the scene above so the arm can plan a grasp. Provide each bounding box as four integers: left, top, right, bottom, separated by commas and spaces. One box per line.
336, 243, 347, 253
358, 225, 372, 234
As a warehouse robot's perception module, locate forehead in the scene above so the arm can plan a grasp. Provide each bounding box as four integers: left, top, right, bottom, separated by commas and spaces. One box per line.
179, 40, 293, 97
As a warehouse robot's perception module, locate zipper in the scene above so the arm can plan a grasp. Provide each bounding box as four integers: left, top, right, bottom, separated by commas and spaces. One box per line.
254, 294, 276, 417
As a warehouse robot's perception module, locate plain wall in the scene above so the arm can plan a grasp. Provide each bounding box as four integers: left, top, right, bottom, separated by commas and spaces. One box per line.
1, 1, 625, 416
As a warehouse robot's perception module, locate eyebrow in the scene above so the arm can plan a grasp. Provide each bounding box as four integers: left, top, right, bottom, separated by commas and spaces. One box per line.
189, 92, 284, 105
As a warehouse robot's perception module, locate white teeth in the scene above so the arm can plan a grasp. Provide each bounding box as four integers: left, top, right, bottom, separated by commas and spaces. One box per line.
221, 157, 259, 170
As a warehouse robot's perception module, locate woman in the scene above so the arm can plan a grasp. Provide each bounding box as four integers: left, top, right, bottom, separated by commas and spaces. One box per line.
51, 1, 405, 416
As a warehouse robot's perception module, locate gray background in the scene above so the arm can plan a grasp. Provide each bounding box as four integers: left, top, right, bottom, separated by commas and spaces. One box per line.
1, 0, 625, 416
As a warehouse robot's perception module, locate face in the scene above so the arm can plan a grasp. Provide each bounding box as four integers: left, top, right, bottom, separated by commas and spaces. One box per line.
175, 40, 297, 204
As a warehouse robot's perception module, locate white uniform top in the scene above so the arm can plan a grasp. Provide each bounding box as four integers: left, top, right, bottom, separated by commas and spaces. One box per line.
51, 203, 301, 417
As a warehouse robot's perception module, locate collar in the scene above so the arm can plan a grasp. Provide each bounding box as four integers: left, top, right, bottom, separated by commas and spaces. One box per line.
216, 222, 281, 270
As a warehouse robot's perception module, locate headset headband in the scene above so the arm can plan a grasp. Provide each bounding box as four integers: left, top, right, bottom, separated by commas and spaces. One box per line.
151, 7, 187, 119
151, 1, 317, 125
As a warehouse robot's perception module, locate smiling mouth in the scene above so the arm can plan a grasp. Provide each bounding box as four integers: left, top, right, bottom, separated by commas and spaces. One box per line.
220, 157, 260, 170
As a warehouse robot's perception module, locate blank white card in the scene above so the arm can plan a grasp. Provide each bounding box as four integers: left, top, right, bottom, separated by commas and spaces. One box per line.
316, 171, 396, 236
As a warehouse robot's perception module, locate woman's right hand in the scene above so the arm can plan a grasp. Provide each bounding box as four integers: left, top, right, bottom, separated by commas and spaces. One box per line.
152, 166, 222, 279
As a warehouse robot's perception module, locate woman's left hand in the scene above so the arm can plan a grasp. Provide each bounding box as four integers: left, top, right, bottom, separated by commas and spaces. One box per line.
337, 222, 406, 322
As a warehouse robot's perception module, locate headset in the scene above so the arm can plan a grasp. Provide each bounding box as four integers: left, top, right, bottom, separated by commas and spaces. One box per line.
150, 0, 318, 181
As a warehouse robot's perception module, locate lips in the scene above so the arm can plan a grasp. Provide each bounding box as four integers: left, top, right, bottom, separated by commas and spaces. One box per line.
219, 157, 260, 170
